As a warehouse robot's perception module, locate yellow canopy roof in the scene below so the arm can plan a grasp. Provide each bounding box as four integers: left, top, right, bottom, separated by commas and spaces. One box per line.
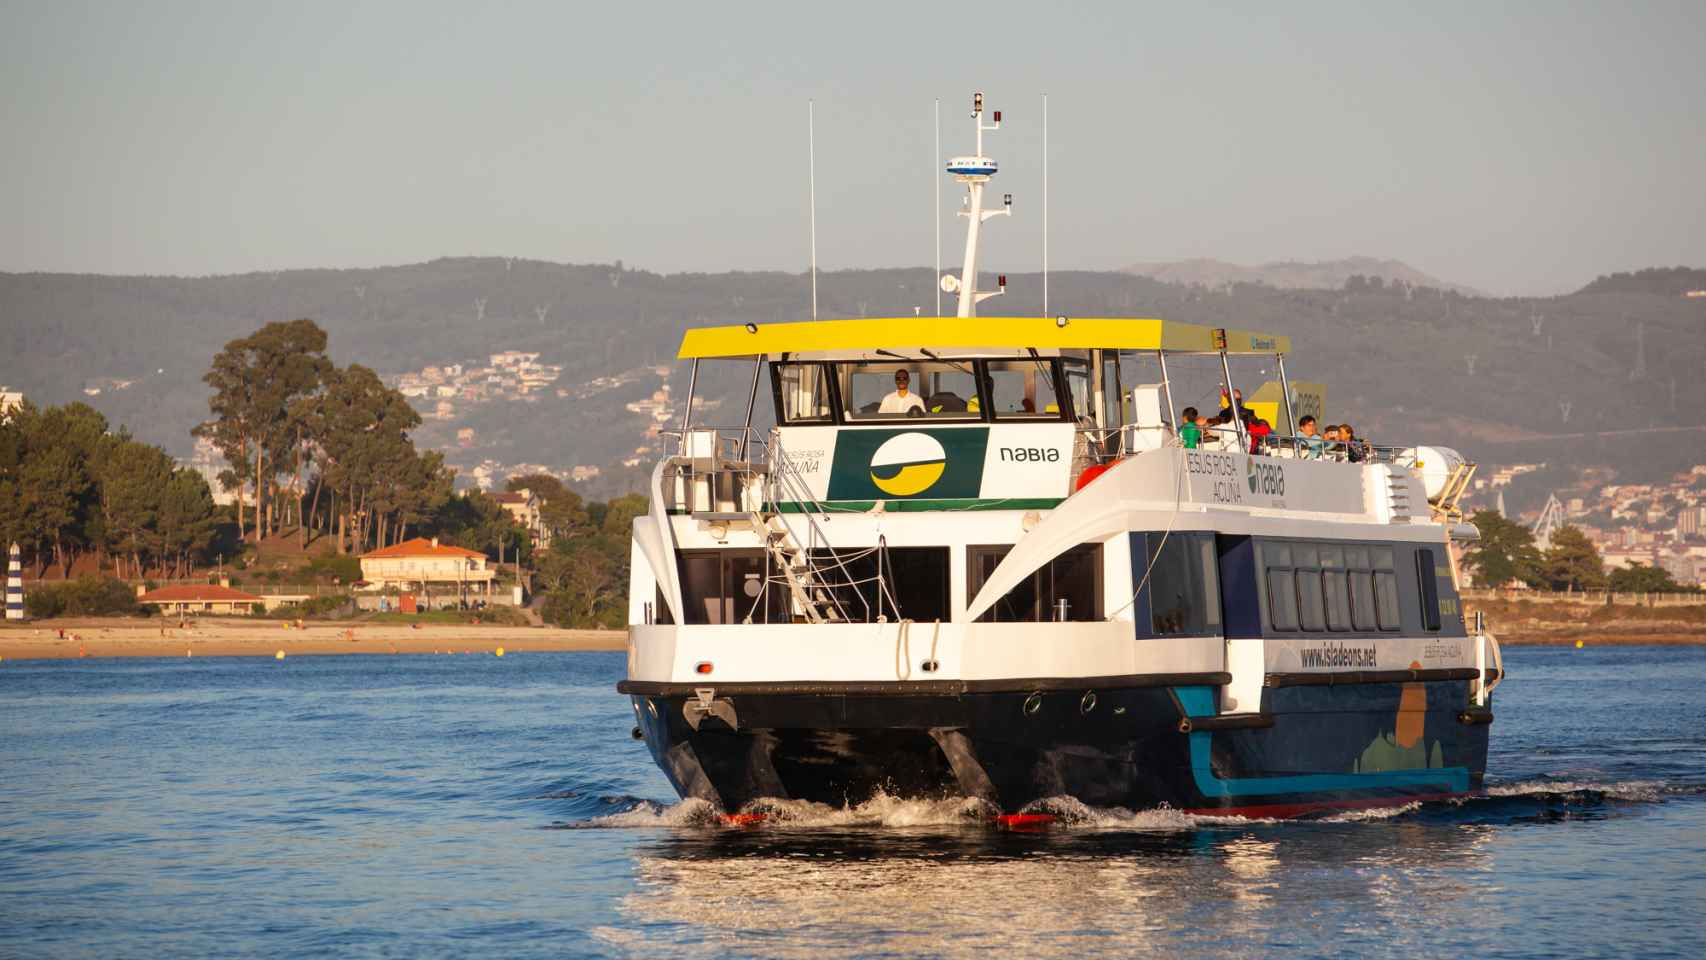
676, 316, 1290, 359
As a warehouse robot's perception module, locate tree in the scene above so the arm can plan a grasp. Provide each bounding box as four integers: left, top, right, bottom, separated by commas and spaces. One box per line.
314, 364, 422, 554
1608, 562, 1684, 594
0, 401, 221, 581
600, 494, 647, 537
1463, 509, 1544, 588
427, 491, 533, 568
196, 319, 329, 544
1541, 525, 1606, 592
97, 439, 176, 579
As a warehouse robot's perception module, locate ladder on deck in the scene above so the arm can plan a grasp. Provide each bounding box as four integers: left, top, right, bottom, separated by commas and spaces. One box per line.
751, 511, 847, 624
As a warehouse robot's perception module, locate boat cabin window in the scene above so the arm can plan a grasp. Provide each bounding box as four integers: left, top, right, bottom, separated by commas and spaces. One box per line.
809, 546, 950, 622
1259, 539, 1403, 635
968, 543, 1102, 622
983, 359, 1065, 421
1416, 549, 1443, 632
678, 550, 789, 625
1134, 532, 1222, 637
841, 361, 982, 421
775, 362, 834, 424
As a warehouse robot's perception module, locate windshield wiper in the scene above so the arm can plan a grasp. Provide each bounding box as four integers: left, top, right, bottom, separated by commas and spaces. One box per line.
920, 348, 975, 376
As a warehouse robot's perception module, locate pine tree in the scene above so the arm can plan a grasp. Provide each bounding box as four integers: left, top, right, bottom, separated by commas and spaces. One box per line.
1541, 525, 1606, 592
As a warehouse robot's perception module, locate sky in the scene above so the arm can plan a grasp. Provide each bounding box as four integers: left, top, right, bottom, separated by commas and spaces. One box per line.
0, 1, 1700, 295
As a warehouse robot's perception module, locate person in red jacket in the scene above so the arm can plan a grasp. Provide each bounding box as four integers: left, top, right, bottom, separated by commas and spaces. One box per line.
1241, 408, 1271, 454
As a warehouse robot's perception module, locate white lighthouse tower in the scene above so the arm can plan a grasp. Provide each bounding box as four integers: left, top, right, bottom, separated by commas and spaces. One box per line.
6, 542, 23, 620
941, 92, 1011, 317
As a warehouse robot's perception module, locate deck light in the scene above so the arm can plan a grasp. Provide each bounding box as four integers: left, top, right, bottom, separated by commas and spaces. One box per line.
998, 275, 1007, 288
744, 322, 758, 334
1003, 193, 1012, 207
1055, 315, 1069, 328
993, 110, 1001, 123
695, 661, 714, 675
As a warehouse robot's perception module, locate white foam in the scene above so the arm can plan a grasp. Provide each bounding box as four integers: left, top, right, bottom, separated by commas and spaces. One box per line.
1481, 778, 1670, 802
1320, 801, 1423, 822
575, 797, 722, 828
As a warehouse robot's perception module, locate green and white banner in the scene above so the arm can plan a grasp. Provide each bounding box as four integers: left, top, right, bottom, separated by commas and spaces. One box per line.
779, 424, 1073, 505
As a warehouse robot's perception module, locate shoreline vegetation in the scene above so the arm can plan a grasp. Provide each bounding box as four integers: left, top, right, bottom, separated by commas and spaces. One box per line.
0, 619, 623, 661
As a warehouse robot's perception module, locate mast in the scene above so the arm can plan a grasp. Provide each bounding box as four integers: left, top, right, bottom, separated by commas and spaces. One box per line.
941, 92, 1011, 317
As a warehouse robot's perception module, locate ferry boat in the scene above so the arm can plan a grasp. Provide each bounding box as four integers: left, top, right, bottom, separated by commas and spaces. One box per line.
617, 94, 1502, 820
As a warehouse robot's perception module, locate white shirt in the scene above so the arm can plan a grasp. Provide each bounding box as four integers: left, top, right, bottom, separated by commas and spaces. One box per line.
878, 390, 926, 414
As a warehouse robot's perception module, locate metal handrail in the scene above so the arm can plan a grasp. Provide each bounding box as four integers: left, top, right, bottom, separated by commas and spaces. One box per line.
764, 432, 869, 623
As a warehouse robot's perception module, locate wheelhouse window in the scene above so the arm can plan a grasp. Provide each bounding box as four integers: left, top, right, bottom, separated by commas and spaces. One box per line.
983, 358, 1066, 421
1063, 359, 1090, 424
775, 362, 834, 424
840, 361, 982, 421
969, 543, 1102, 622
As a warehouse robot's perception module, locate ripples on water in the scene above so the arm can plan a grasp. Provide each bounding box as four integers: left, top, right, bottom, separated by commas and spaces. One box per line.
1, 646, 1703, 958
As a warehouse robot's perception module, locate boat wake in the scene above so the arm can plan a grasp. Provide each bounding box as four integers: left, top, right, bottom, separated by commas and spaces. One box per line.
555, 777, 1705, 831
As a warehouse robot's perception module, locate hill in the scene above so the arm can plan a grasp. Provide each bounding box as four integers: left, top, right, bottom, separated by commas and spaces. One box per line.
1120, 256, 1480, 296
2, 259, 1703, 500
1578, 267, 1706, 297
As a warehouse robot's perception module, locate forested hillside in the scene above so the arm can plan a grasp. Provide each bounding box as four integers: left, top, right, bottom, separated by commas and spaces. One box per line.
3, 258, 1703, 497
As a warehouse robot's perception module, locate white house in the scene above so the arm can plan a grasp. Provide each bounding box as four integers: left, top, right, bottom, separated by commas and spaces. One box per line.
359, 537, 495, 598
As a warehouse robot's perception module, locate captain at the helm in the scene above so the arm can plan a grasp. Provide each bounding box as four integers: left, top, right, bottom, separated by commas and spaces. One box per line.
877, 369, 926, 415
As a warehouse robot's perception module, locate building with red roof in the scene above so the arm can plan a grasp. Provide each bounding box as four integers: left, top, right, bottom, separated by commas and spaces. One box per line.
138, 582, 264, 616
359, 537, 495, 598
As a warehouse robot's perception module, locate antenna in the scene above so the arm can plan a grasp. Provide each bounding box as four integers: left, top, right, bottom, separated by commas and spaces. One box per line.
809, 99, 818, 321
1042, 92, 1049, 318
934, 98, 941, 317
943, 91, 1011, 317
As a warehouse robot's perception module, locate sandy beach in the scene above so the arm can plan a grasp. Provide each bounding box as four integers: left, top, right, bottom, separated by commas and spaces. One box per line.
0, 618, 625, 660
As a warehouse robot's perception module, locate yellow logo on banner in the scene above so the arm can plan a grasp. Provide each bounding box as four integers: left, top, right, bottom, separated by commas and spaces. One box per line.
869, 432, 948, 496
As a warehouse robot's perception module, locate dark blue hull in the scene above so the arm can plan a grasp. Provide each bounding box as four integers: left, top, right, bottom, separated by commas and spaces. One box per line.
623, 677, 1490, 818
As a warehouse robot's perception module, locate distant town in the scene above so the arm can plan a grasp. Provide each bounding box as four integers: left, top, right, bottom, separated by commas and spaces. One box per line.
1464, 461, 1706, 587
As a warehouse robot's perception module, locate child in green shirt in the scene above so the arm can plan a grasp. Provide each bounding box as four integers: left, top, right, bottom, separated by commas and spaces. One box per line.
1179, 407, 1202, 448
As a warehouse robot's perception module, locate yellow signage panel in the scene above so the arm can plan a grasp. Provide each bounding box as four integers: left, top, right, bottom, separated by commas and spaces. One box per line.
1247, 380, 1327, 435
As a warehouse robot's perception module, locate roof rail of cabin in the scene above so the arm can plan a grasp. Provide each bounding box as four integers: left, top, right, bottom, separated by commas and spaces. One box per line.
676, 317, 1290, 360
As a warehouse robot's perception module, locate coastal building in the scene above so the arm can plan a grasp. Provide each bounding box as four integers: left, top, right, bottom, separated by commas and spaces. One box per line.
137, 582, 265, 616
1679, 508, 1701, 539
358, 537, 495, 598
494, 489, 549, 548
0, 387, 22, 417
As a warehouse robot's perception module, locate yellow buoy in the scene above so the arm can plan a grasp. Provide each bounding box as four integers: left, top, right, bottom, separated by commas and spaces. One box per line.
1575, 639, 1584, 649
275, 649, 286, 660
495, 647, 505, 657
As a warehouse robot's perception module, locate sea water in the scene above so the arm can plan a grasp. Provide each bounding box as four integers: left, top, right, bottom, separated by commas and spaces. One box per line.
1, 646, 1702, 958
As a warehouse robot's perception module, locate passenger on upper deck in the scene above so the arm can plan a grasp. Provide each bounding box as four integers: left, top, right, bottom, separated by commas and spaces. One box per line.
1203, 414, 1238, 451
1298, 415, 1324, 460
1341, 423, 1366, 463
1216, 388, 1244, 421
1179, 407, 1202, 449
878, 369, 926, 416
1322, 423, 1342, 459
1242, 408, 1271, 454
